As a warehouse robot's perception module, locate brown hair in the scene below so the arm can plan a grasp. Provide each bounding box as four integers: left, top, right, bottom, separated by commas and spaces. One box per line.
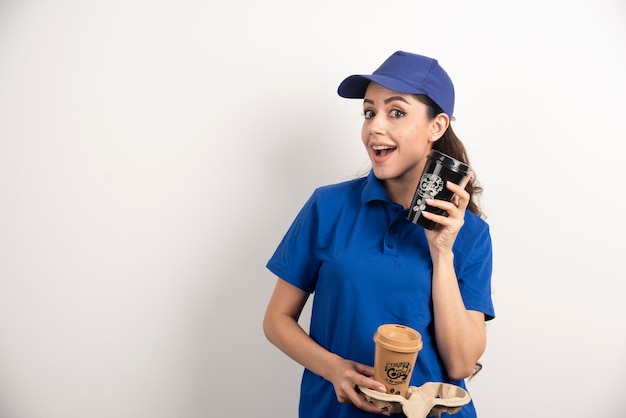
414, 95, 485, 219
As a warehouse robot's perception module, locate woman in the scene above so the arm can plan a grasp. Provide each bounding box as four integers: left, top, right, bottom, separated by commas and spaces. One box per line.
263, 51, 495, 418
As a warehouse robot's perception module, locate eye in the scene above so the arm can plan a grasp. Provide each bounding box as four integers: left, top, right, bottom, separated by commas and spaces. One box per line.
390, 109, 406, 118
363, 109, 375, 119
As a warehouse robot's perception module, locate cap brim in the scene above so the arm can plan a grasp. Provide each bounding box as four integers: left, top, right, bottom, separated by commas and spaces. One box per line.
337, 74, 428, 99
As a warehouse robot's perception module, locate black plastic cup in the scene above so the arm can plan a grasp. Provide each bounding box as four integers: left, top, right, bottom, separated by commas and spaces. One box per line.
407, 150, 471, 230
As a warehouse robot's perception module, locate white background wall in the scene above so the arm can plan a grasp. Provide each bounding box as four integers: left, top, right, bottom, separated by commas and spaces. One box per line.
1, 1, 625, 417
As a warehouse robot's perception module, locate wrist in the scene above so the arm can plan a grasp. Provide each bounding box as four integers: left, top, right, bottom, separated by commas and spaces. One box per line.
430, 250, 454, 266
318, 351, 344, 382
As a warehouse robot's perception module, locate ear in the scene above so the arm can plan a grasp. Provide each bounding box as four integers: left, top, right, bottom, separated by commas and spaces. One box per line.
429, 113, 450, 142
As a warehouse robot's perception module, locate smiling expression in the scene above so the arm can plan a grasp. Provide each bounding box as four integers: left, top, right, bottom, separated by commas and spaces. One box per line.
361, 83, 442, 186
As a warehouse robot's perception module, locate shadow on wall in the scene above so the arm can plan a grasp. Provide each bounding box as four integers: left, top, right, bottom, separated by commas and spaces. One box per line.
186, 110, 329, 418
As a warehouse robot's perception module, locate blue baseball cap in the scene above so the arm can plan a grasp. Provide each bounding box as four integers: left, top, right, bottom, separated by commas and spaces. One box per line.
337, 51, 455, 118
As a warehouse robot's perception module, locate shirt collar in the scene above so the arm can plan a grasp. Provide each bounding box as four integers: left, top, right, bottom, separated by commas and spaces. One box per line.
361, 169, 394, 204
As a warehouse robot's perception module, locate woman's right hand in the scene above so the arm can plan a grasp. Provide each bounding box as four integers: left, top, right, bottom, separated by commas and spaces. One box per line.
326, 357, 390, 415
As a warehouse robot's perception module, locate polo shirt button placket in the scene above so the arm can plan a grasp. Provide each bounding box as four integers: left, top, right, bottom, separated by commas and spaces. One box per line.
383, 225, 399, 256
383, 205, 402, 255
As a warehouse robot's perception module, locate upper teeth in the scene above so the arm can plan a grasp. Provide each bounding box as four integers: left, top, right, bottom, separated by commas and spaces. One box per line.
372, 145, 395, 150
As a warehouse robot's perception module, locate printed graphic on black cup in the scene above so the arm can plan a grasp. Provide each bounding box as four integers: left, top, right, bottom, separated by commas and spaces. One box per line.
407, 150, 470, 230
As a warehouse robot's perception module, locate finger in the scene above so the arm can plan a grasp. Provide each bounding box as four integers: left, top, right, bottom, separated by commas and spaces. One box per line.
446, 181, 470, 200
351, 367, 386, 393
445, 182, 470, 210
354, 362, 375, 376
460, 170, 474, 189
351, 386, 390, 415
420, 209, 463, 227
420, 208, 466, 234
424, 198, 460, 215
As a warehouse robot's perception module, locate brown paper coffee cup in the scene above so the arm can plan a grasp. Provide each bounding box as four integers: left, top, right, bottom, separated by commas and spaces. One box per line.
373, 324, 423, 398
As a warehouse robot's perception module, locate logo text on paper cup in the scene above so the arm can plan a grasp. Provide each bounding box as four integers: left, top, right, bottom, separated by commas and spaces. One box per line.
384, 361, 412, 386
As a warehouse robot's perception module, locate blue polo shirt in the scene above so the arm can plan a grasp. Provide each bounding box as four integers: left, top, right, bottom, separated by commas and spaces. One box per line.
267, 170, 495, 418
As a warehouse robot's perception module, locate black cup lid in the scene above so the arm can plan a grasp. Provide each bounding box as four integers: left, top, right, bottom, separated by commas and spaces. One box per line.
427, 150, 471, 174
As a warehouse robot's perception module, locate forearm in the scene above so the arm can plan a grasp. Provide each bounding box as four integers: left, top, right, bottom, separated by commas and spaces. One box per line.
431, 251, 486, 380
263, 310, 342, 381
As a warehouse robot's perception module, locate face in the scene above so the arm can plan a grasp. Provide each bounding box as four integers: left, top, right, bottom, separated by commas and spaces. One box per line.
361, 83, 442, 186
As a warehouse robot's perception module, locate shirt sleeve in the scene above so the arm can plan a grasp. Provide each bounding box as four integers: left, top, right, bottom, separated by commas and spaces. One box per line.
266, 191, 320, 294
455, 221, 496, 321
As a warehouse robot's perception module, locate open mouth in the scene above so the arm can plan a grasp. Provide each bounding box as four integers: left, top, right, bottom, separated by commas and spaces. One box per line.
372, 145, 397, 157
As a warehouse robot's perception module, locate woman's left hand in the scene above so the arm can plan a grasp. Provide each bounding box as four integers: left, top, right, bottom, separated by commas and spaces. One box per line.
422, 172, 473, 255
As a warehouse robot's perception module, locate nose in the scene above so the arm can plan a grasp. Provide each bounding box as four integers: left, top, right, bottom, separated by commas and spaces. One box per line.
367, 113, 386, 136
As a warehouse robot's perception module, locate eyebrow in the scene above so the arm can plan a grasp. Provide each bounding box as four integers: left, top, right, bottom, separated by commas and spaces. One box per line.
363, 96, 410, 105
